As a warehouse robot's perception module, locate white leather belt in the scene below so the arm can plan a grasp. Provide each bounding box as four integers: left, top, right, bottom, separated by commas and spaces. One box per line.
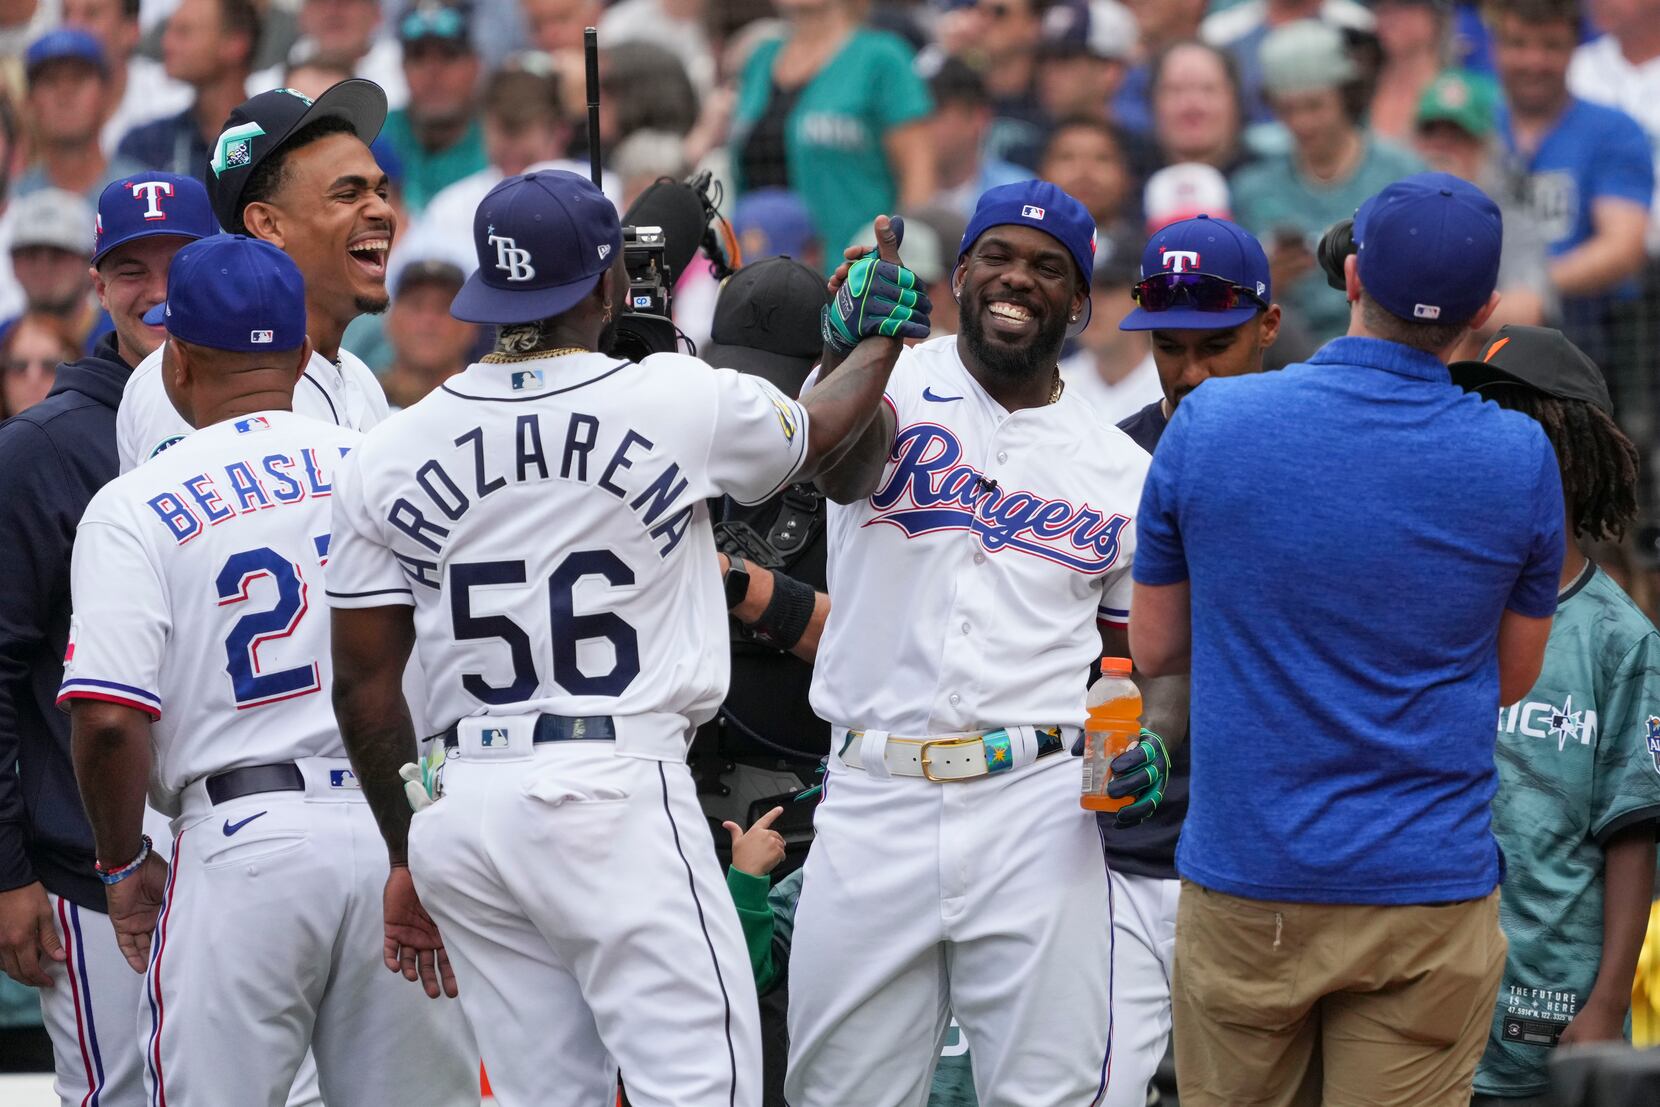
835, 726, 1075, 782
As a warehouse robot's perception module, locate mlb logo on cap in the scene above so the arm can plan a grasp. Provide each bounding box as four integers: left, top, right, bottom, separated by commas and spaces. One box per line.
1021, 205, 1046, 220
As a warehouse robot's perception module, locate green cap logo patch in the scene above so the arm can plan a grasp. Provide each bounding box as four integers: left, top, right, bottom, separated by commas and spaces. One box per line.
211, 122, 267, 178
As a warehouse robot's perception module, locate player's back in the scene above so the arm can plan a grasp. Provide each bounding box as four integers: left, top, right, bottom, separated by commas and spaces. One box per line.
329, 351, 808, 754
62, 410, 360, 814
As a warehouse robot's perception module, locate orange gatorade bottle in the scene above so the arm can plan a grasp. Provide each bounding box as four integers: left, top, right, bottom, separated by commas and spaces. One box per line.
1080, 656, 1141, 812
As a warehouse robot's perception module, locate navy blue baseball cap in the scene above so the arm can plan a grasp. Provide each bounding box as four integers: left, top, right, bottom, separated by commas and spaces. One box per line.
92, 174, 216, 266
1120, 214, 1270, 331
451, 170, 623, 325
1354, 172, 1500, 326
960, 180, 1098, 292
26, 28, 106, 79
142, 234, 307, 353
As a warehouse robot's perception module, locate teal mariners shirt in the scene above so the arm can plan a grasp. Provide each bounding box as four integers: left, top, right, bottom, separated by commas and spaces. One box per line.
1475, 562, 1660, 1096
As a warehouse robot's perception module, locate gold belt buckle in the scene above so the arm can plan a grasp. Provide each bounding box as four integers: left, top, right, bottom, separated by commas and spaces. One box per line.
919, 734, 986, 782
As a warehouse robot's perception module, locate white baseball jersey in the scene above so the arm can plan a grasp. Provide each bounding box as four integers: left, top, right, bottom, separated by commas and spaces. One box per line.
117, 343, 388, 472
327, 350, 809, 744
61, 411, 358, 815
809, 334, 1148, 735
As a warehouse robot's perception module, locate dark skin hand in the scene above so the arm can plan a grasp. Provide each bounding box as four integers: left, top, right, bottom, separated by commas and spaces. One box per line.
331, 604, 456, 999
1558, 825, 1655, 1044
0, 882, 64, 987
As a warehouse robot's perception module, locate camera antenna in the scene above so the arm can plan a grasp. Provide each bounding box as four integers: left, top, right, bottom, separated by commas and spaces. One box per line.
584, 27, 602, 190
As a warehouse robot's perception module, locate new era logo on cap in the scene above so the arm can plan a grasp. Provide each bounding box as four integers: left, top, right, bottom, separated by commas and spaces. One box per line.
1021, 205, 1046, 220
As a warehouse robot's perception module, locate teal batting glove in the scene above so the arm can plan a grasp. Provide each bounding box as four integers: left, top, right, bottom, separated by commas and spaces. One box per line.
1106, 729, 1169, 829
821, 257, 933, 356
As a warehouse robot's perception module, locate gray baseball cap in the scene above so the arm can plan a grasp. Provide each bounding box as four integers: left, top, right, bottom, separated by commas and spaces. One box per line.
10, 188, 95, 256
1261, 20, 1357, 97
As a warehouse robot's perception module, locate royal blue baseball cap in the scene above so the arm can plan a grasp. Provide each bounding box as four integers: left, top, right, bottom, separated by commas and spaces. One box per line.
1354, 171, 1500, 326
961, 180, 1098, 292
451, 170, 623, 325
92, 174, 216, 266
1119, 214, 1270, 331
26, 28, 106, 80
142, 234, 307, 352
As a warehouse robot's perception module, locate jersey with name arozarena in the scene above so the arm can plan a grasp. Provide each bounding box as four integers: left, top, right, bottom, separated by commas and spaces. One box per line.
116, 342, 388, 472
325, 350, 810, 749
809, 334, 1148, 736
58, 410, 360, 816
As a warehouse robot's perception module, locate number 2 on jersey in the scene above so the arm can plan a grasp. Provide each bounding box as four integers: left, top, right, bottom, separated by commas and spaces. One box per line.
215, 545, 323, 709
452, 550, 642, 703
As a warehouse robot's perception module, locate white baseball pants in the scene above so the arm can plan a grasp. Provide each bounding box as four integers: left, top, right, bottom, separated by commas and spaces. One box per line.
786, 755, 1115, 1107
408, 741, 762, 1107
1103, 869, 1179, 1107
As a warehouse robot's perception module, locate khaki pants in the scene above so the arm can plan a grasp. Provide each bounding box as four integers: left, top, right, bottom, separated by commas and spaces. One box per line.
1172, 881, 1505, 1107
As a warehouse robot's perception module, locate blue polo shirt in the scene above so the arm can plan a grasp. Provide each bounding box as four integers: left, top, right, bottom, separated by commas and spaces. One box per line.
1134, 337, 1565, 905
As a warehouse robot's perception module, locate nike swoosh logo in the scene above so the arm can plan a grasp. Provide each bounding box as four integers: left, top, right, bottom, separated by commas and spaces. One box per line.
922, 387, 962, 403
222, 811, 268, 836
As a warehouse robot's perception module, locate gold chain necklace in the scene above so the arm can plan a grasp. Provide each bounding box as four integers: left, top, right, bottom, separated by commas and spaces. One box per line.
1049, 368, 1064, 404
482, 346, 591, 364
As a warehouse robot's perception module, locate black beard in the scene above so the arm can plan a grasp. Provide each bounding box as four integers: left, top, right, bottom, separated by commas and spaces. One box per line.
355, 293, 390, 317
958, 293, 1069, 382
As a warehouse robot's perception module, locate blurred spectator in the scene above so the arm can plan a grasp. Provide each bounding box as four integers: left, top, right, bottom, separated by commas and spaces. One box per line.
1114, 0, 1206, 133
733, 187, 819, 269
1413, 68, 1553, 330
1200, 0, 1375, 124
600, 41, 700, 148
64, 0, 193, 156
378, 259, 474, 409
927, 56, 1028, 220
0, 312, 80, 418
5, 189, 110, 351
1230, 19, 1423, 343
1039, 116, 1136, 243
0, 95, 26, 321
1058, 249, 1162, 424
0, 0, 60, 57
1369, 0, 1457, 142
282, 49, 353, 100
116, 0, 259, 178
1149, 41, 1251, 174
525, 0, 601, 53
19, 30, 148, 204
969, 0, 1051, 168
279, 0, 406, 108
1490, 0, 1652, 397
600, 0, 717, 95
1569, 0, 1660, 253
731, 0, 933, 275
1143, 160, 1231, 232
380, 2, 485, 214
1037, 0, 1138, 122
614, 129, 691, 211
898, 202, 966, 336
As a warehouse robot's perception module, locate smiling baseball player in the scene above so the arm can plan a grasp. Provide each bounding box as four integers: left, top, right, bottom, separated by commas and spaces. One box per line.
59, 234, 475, 1107
325, 169, 928, 1107
117, 80, 394, 472
787, 179, 1174, 1106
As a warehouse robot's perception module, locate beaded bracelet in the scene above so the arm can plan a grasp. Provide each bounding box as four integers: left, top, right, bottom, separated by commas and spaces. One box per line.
95, 835, 153, 886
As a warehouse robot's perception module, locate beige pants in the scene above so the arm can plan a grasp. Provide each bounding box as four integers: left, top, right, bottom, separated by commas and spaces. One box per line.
1172, 881, 1505, 1107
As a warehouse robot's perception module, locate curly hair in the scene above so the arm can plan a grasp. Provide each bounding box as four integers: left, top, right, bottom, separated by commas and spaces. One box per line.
1485, 388, 1640, 542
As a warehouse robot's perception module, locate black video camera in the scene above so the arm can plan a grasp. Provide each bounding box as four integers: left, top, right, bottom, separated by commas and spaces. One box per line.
609, 170, 735, 362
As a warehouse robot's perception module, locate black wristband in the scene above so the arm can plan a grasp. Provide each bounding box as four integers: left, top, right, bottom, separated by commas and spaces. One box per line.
745, 569, 816, 651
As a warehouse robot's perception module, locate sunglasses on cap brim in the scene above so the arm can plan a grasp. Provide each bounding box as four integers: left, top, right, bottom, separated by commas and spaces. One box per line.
1131, 271, 1268, 313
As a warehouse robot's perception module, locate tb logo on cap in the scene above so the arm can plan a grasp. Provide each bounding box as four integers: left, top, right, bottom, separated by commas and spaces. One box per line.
490, 234, 536, 282
1161, 249, 1201, 273
130, 180, 174, 221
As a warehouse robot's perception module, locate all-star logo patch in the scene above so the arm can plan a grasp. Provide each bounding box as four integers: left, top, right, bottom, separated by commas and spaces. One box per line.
211, 122, 267, 177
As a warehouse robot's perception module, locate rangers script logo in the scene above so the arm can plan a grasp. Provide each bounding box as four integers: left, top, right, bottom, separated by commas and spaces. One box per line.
867, 424, 1129, 573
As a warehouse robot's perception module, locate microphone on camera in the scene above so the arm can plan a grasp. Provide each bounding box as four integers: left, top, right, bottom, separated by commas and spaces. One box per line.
622, 179, 708, 282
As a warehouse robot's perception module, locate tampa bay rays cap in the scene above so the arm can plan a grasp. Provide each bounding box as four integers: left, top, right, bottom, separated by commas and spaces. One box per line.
143, 234, 307, 353
451, 170, 623, 325
1120, 214, 1269, 331
93, 174, 215, 266
1449, 325, 1613, 414
1354, 171, 1500, 327
206, 79, 388, 232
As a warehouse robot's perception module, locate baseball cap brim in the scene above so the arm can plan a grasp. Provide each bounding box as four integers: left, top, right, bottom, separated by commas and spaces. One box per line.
703, 341, 816, 393
94, 229, 203, 267
449, 267, 603, 325
1119, 304, 1257, 332
141, 303, 166, 325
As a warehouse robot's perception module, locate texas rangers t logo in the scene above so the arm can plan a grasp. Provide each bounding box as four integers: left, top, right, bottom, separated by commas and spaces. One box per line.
1161, 249, 1201, 272
131, 180, 175, 220
490, 235, 536, 281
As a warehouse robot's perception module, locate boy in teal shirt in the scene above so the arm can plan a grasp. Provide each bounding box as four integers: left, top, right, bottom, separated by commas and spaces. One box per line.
1450, 326, 1660, 1104
723, 807, 978, 1106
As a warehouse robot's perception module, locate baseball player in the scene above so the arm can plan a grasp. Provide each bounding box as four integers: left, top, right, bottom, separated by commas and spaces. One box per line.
786, 179, 1176, 1107
117, 79, 394, 471
58, 234, 477, 1107
325, 169, 929, 1107
1108, 214, 1282, 1105
0, 172, 212, 1107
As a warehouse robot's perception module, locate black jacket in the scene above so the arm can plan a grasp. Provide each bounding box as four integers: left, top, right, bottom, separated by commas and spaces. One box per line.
0, 332, 130, 910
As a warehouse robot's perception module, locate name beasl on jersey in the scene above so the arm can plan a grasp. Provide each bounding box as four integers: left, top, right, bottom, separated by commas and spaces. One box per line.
147, 446, 347, 544
869, 422, 1129, 574
387, 413, 695, 587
